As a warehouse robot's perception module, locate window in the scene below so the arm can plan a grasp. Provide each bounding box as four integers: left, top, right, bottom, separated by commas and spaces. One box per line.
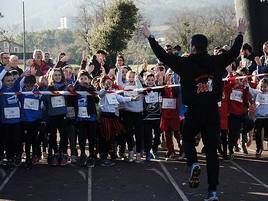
3, 41, 9, 48
14, 47, 19, 53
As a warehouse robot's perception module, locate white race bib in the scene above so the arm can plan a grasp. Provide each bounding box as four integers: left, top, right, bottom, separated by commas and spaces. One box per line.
51, 96, 66, 108
162, 98, 176, 109
78, 107, 90, 118
24, 98, 39, 111
66, 107, 75, 118
106, 94, 119, 105
4, 107, 20, 119
145, 92, 159, 103
124, 86, 138, 97
230, 90, 243, 103
256, 93, 268, 105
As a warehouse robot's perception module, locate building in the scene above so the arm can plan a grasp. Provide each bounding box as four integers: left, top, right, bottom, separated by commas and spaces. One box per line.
0, 40, 24, 53
58, 16, 77, 30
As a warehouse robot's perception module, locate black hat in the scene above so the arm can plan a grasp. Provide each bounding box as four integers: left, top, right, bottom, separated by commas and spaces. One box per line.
191, 34, 208, 53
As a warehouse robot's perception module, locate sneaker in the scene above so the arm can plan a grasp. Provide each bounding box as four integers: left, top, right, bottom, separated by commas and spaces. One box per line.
51, 154, 60, 166
145, 153, 152, 161
234, 144, 240, 152
25, 159, 32, 170
59, 154, 69, 166
32, 155, 40, 165
242, 143, 248, 154
166, 152, 176, 161
204, 191, 219, 201
79, 154, 87, 167
256, 148, 263, 159
135, 153, 143, 163
47, 155, 53, 165
189, 163, 201, 188
14, 155, 22, 166
119, 152, 127, 160
222, 155, 231, 161
70, 155, 78, 164
100, 159, 115, 167
110, 152, 118, 160
87, 157, 95, 168
128, 151, 134, 162
152, 152, 160, 160
178, 152, 186, 160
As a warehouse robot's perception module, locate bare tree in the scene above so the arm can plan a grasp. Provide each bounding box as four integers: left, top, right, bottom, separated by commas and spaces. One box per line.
166, 5, 236, 53
75, 0, 110, 51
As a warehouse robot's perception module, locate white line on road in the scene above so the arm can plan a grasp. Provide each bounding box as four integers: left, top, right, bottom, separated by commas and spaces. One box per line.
0, 167, 17, 192
88, 168, 92, 201
230, 161, 268, 190
159, 162, 189, 201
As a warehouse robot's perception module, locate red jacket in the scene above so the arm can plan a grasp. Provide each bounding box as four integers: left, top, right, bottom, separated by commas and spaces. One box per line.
161, 86, 180, 118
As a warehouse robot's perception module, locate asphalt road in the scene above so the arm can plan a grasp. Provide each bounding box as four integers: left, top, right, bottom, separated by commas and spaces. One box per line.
1, 144, 268, 201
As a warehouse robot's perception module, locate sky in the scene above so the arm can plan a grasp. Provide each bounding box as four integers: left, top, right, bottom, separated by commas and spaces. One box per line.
0, 0, 233, 32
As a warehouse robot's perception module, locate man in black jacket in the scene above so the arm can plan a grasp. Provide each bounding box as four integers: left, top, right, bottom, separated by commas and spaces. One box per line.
143, 19, 247, 201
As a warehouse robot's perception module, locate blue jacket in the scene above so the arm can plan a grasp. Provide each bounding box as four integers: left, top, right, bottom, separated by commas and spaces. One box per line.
20, 87, 43, 122
43, 82, 67, 117
0, 79, 21, 124
75, 84, 98, 122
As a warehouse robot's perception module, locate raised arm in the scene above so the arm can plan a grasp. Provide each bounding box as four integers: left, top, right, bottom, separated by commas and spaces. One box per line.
216, 18, 247, 68
142, 24, 182, 74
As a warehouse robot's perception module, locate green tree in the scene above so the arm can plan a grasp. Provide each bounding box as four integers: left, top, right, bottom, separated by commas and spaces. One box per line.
89, 0, 138, 64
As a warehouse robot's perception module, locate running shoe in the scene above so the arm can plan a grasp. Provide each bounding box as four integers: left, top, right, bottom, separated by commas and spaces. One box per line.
189, 163, 201, 188
204, 191, 219, 201
100, 159, 115, 167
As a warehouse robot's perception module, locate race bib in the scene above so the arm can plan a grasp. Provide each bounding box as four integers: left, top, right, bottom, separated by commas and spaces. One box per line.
78, 107, 90, 118
145, 92, 159, 103
24, 98, 39, 111
124, 86, 138, 97
4, 107, 20, 119
106, 94, 119, 105
230, 90, 243, 103
162, 98, 176, 109
256, 93, 268, 105
51, 96, 66, 108
66, 107, 75, 118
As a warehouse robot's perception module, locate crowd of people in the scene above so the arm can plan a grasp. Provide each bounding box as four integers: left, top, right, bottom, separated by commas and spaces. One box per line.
0, 21, 267, 200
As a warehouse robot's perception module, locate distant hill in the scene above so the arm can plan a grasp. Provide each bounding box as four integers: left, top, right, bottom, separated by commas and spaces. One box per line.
0, 0, 233, 31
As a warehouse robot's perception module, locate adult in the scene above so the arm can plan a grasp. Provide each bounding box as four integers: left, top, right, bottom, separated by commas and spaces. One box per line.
32, 49, 47, 76
143, 19, 247, 201
9, 55, 23, 75
84, 50, 109, 77
44, 52, 54, 69
54, 52, 68, 68
260, 41, 268, 67
236, 43, 257, 74
0, 52, 10, 72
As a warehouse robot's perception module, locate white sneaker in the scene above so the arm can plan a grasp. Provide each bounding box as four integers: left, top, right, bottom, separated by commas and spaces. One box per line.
128, 151, 134, 162
135, 153, 143, 163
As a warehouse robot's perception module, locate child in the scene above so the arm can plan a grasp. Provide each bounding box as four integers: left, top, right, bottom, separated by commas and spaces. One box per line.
63, 65, 78, 163
160, 72, 181, 160
249, 78, 268, 158
43, 68, 68, 166
117, 70, 144, 163
20, 75, 43, 168
227, 70, 253, 158
0, 70, 23, 166
143, 73, 161, 160
74, 70, 98, 167
98, 75, 138, 166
